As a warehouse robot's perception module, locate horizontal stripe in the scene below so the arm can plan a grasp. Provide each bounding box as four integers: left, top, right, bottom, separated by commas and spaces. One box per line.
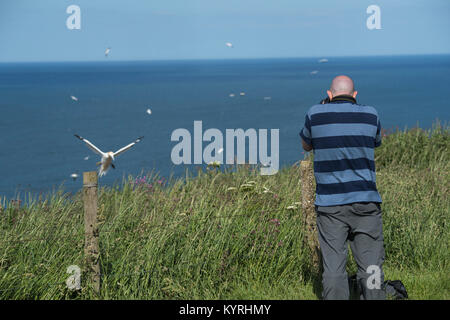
311, 123, 377, 138
314, 158, 375, 173
313, 135, 376, 149
314, 147, 374, 162
314, 169, 376, 185
309, 103, 378, 115
316, 180, 378, 195
311, 112, 378, 127
301, 126, 311, 139
315, 191, 382, 206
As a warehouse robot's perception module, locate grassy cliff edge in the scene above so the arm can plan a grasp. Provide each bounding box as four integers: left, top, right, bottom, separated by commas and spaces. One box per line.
0, 123, 449, 299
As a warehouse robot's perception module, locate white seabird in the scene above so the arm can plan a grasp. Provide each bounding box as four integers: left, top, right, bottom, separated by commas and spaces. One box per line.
70, 96, 78, 101
146, 108, 152, 115
318, 58, 328, 63
74, 134, 144, 177
70, 173, 79, 181
225, 42, 233, 48
310, 70, 319, 75
105, 47, 111, 57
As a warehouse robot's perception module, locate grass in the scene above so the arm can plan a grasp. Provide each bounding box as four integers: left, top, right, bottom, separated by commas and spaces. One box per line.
0, 122, 448, 300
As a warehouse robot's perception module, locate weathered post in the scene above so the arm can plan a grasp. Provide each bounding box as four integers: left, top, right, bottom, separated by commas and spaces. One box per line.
300, 159, 321, 271
83, 171, 100, 295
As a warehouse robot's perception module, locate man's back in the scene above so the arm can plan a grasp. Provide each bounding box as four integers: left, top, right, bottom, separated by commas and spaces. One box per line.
300, 96, 382, 206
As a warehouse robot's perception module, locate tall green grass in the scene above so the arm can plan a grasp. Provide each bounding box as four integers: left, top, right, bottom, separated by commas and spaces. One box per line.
0, 123, 448, 299
375, 120, 449, 169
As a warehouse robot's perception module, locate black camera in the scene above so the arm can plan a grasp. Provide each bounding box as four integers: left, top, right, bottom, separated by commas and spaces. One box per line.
320, 96, 330, 104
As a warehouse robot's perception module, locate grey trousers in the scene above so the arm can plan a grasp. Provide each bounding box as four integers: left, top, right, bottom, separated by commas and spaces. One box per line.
316, 202, 386, 300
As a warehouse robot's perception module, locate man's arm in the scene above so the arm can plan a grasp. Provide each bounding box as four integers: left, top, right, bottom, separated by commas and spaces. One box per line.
301, 138, 313, 151
300, 113, 313, 152
375, 117, 382, 148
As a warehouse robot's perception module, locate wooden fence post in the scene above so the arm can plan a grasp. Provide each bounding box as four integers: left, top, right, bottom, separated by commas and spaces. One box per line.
300, 160, 321, 271
83, 171, 101, 295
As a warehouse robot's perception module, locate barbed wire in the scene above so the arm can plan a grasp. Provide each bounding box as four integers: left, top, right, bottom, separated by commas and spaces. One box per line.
0, 232, 83, 244
0, 209, 300, 295
0, 209, 298, 245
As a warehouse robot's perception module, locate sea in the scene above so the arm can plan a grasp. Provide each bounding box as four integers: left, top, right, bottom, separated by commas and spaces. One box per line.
0, 55, 449, 201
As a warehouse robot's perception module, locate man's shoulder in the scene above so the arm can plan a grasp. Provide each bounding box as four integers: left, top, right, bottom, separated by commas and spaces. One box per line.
356, 103, 379, 116
306, 103, 331, 116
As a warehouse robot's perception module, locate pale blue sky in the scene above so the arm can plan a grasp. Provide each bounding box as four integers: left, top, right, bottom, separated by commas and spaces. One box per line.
0, 0, 449, 62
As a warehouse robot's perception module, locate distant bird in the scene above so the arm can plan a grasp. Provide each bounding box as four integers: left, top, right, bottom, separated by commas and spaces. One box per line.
146, 108, 152, 115
74, 134, 144, 177
84, 156, 89, 161
264, 96, 272, 101
240, 92, 246, 96
310, 70, 319, 75
105, 47, 111, 57
225, 42, 233, 48
229, 93, 235, 98
70, 95, 78, 101
70, 173, 79, 181
318, 58, 328, 63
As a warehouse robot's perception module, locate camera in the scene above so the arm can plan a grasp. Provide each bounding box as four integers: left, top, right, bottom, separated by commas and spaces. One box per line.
320, 96, 330, 104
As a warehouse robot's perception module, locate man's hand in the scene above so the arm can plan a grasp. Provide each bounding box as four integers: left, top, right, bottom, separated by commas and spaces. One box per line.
301, 139, 313, 152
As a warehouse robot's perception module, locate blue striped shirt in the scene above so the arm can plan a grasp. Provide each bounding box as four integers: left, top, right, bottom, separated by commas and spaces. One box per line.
300, 99, 382, 206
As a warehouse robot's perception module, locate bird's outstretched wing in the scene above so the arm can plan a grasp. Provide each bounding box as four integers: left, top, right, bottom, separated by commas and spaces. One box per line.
113, 136, 144, 157
74, 134, 105, 156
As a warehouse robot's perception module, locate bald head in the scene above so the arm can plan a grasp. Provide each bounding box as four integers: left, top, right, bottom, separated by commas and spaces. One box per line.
330, 75, 355, 95
327, 75, 357, 100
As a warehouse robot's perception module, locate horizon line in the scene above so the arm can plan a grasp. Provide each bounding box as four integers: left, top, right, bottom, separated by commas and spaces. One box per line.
0, 53, 449, 64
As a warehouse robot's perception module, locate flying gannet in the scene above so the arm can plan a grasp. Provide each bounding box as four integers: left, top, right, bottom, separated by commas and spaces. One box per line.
74, 134, 144, 177
225, 42, 233, 48
105, 47, 111, 57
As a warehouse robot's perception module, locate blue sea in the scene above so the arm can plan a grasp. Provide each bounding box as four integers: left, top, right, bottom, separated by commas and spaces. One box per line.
1, 55, 449, 201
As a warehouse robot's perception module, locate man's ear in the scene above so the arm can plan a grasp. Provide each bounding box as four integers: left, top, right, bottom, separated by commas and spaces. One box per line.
327, 90, 333, 100
352, 90, 358, 98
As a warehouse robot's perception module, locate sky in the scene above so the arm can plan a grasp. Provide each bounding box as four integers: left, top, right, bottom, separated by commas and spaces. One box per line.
0, 0, 449, 62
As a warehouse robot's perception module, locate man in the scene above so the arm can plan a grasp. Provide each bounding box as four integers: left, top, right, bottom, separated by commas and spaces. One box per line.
299, 75, 385, 300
